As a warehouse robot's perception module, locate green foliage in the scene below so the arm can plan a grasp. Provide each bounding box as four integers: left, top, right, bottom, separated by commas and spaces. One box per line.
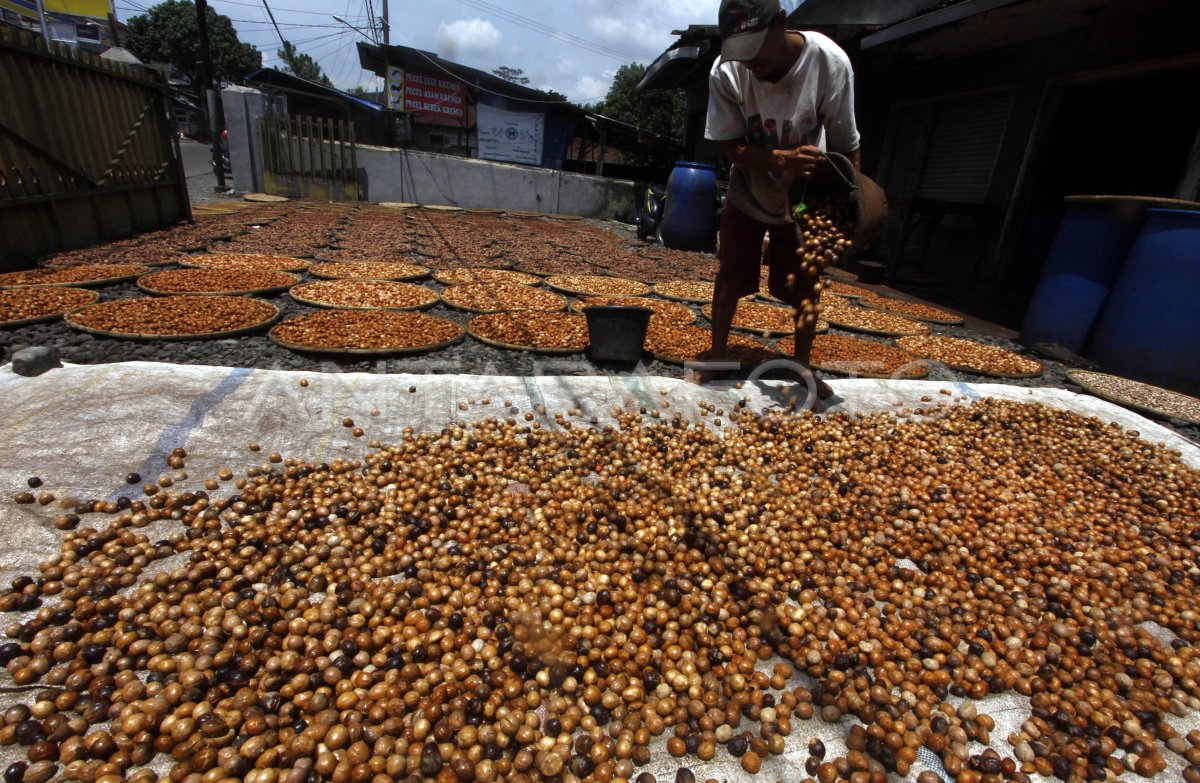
278, 41, 332, 86
492, 66, 530, 85
594, 63, 684, 140
125, 0, 260, 92
544, 89, 568, 103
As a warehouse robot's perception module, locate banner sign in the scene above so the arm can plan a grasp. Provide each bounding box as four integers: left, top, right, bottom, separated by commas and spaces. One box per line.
0, 0, 112, 21
477, 103, 544, 165
385, 66, 466, 126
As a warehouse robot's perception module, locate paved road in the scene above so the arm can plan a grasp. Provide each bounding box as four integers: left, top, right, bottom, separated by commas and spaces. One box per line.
180, 138, 238, 205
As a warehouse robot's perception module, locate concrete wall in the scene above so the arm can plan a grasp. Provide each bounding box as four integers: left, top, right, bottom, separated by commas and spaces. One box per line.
222, 86, 636, 220
356, 144, 635, 221
221, 86, 267, 193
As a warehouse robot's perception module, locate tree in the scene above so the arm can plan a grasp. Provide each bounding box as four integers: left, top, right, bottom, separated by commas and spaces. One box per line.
544, 89, 568, 103
125, 1, 261, 98
492, 66, 530, 85
595, 63, 684, 141
278, 41, 332, 86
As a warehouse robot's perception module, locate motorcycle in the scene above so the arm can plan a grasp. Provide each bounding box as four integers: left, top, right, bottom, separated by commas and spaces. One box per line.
210, 129, 232, 176
635, 183, 665, 241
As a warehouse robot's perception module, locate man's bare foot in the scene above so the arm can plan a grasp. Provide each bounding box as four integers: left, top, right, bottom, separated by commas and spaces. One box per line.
791, 362, 834, 401
687, 350, 740, 385
686, 366, 730, 385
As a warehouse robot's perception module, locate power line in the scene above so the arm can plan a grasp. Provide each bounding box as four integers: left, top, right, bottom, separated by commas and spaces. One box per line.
259, 0, 287, 49
225, 17, 348, 28
210, 0, 370, 18
451, 0, 636, 62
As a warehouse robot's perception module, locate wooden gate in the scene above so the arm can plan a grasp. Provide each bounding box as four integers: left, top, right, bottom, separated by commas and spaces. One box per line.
258, 113, 359, 201
0, 27, 190, 268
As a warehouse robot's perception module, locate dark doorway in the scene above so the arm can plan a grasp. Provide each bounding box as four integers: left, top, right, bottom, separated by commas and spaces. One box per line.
1004, 67, 1200, 324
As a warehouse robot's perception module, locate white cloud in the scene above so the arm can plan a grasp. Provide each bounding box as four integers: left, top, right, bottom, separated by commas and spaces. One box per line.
583, 14, 688, 62
573, 74, 612, 102
579, 0, 715, 55
435, 18, 501, 57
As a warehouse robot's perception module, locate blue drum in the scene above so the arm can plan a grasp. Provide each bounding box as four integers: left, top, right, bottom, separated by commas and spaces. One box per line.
1089, 208, 1200, 392
660, 162, 718, 252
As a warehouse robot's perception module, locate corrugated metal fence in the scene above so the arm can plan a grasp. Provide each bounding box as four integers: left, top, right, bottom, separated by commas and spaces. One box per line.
258, 112, 359, 202
0, 26, 190, 268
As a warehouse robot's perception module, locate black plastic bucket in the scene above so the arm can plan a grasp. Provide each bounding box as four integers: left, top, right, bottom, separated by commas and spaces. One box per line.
585, 306, 652, 363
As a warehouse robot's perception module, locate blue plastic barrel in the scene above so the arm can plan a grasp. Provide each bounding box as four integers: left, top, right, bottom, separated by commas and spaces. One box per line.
1088, 208, 1200, 393
660, 162, 718, 252
1020, 196, 1144, 353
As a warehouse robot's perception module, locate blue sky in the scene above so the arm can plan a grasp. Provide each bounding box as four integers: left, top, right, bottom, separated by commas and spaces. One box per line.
112, 0, 800, 100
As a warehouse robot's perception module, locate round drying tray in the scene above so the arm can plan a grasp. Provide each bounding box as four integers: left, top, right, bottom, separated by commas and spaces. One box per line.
821, 280, 872, 299
702, 302, 796, 337
268, 310, 465, 356
65, 296, 279, 341
439, 284, 566, 314
769, 320, 828, 338
172, 241, 229, 253
645, 324, 775, 366
421, 204, 463, 212
289, 281, 439, 311
653, 281, 713, 304
433, 268, 542, 287
821, 306, 929, 337
466, 313, 589, 355
546, 275, 652, 297
1066, 370, 1200, 426
650, 342, 778, 367
862, 297, 964, 325
379, 202, 418, 209
775, 334, 929, 379
243, 193, 289, 203
0, 287, 99, 328
570, 296, 696, 326
309, 262, 431, 282
136, 270, 300, 297
183, 254, 313, 272
0, 264, 151, 289
546, 213, 583, 220
466, 208, 506, 215
896, 336, 1044, 379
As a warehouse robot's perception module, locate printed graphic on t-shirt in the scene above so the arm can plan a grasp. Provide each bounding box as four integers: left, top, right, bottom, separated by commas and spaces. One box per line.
746, 114, 815, 151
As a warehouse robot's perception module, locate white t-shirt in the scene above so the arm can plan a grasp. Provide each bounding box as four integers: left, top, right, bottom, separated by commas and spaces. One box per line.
706, 31, 860, 224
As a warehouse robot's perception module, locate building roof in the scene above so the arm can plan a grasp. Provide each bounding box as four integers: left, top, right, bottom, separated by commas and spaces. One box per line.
637, 25, 719, 93
244, 67, 383, 112
356, 42, 559, 106
858, 0, 1108, 59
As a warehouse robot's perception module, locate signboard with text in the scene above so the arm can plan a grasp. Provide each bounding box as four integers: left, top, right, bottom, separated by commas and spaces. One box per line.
385, 66, 466, 127
477, 103, 544, 166
0, 0, 112, 21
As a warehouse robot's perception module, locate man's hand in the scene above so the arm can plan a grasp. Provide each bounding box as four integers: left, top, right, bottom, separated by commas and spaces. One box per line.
773, 145, 823, 177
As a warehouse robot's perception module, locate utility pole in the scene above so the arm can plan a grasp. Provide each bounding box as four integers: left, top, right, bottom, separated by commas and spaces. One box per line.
196, 0, 227, 189
381, 0, 388, 45
33, 0, 51, 46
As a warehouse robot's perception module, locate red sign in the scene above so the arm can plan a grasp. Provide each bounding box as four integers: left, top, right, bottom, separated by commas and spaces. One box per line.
399, 69, 467, 126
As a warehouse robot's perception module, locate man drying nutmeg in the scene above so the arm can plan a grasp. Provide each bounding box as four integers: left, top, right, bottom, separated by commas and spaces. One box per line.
696, 0, 861, 397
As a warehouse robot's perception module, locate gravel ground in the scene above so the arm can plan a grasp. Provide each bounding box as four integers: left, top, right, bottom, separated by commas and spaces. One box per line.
3, 210, 1197, 446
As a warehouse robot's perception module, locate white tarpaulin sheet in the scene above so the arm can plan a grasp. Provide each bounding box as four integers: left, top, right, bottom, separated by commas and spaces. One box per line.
0, 361, 1197, 782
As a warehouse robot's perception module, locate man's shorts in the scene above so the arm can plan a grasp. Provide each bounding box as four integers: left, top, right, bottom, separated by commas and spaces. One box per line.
714, 203, 808, 305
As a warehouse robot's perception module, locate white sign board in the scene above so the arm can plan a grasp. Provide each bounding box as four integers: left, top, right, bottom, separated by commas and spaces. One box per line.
477, 103, 544, 165
386, 66, 403, 110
